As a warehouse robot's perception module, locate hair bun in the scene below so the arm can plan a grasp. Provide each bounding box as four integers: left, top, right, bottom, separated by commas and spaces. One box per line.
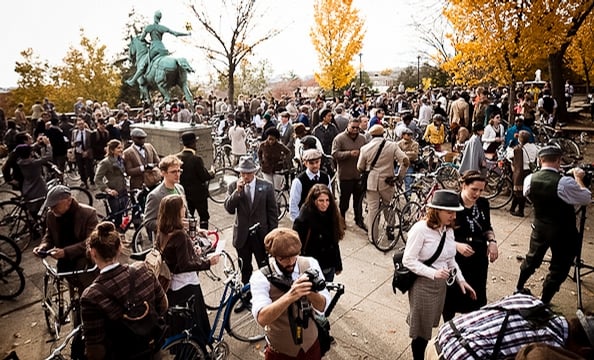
97, 221, 116, 237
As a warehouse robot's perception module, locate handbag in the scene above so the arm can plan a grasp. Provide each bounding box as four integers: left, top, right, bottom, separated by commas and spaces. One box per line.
392, 230, 447, 294
360, 139, 386, 190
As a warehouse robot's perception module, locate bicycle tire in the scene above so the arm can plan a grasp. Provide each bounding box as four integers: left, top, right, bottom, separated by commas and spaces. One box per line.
161, 336, 207, 360
0, 253, 25, 300
69, 186, 93, 206
202, 250, 236, 310
550, 138, 581, 164
400, 201, 423, 243
225, 288, 265, 342
208, 168, 239, 204
43, 272, 60, 336
222, 144, 233, 168
435, 165, 460, 191
0, 200, 33, 251
484, 172, 513, 209
371, 205, 402, 252
0, 234, 22, 266
275, 191, 287, 220
132, 222, 154, 253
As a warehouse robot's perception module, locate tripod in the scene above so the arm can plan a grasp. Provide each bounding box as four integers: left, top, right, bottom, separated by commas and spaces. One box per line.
569, 205, 594, 310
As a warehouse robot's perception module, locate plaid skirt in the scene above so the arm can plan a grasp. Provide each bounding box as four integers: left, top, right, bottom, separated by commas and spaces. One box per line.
407, 275, 447, 340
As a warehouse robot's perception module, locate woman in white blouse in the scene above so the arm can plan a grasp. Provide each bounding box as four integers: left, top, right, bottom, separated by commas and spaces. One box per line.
403, 190, 476, 360
482, 112, 505, 154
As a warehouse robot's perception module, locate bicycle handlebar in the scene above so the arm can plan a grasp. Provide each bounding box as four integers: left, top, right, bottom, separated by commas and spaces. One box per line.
42, 258, 97, 278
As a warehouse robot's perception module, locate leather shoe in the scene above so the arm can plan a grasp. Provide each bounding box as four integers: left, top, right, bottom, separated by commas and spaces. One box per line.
510, 210, 524, 217
355, 221, 368, 232
234, 300, 249, 313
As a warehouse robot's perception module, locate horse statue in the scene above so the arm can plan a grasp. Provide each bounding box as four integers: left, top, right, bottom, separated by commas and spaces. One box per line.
127, 36, 194, 105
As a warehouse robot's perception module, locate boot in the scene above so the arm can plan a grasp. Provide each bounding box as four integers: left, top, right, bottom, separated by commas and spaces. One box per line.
411, 337, 428, 360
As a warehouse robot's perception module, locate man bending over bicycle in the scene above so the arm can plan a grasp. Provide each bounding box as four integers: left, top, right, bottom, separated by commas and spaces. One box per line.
34, 185, 98, 293
250, 228, 331, 360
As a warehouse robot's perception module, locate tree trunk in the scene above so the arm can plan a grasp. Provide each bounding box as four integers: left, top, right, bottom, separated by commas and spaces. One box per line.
228, 65, 235, 112
508, 84, 516, 125
548, 52, 567, 123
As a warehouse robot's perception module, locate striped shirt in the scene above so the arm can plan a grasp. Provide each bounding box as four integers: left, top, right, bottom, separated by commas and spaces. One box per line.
436, 294, 568, 359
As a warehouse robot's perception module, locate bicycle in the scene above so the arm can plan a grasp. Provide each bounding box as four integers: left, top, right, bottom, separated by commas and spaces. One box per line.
41, 258, 97, 339
160, 253, 265, 359
212, 135, 233, 169
0, 234, 22, 266
43, 325, 83, 360
532, 119, 581, 164
483, 152, 514, 209
207, 167, 239, 204
96, 188, 145, 236
0, 251, 25, 300
273, 167, 299, 220
0, 195, 47, 251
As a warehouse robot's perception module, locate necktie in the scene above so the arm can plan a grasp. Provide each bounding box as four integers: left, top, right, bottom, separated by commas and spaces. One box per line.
314, 175, 319, 182
245, 183, 252, 207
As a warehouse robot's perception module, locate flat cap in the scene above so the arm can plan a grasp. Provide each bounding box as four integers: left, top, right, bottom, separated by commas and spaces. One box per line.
46, 185, 72, 208
130, 128, 147, 138
538, 145, 563, 158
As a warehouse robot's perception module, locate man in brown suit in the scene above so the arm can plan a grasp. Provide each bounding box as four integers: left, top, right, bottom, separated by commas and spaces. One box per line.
123, 128, 161, 190
448, 92, 470, 149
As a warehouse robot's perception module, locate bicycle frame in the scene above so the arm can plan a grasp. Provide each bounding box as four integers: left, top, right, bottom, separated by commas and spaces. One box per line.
208, 278, 250, 345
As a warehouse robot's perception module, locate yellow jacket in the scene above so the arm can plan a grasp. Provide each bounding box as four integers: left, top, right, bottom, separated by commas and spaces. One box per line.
423, 123, 445, 145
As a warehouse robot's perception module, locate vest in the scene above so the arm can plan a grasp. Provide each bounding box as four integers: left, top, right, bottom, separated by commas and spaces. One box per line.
529, 170, 576, 230
266, 257, 318, 356
297, 172, 330, 208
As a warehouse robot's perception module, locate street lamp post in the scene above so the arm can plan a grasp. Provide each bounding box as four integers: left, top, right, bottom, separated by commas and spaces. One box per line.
359, 53, 363, 89
417, 55, 421, 90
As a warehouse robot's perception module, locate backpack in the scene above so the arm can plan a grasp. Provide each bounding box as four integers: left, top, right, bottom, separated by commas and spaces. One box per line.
542, 97, 555, 114
144, 232, 172, 292
93, 266, 167, 359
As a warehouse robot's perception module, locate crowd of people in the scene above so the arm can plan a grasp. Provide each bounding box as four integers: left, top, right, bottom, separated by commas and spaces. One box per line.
1, 84, 593, 360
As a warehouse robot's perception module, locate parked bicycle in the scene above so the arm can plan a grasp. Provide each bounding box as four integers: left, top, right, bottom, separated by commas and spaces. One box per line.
0, 251, 25, 300
207, 167, 239, 204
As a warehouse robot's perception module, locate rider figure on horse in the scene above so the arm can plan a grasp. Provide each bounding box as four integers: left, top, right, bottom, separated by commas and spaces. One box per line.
126, 10, 191, 86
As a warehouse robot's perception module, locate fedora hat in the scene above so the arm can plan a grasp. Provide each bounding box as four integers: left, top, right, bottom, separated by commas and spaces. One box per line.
234, 156, 259, 173
427, 190, 463, 211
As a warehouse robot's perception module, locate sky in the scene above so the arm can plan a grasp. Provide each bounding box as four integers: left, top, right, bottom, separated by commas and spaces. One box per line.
0, 0, 440, 89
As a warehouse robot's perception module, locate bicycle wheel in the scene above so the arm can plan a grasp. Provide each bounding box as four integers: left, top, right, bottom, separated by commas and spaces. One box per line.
400, 201, 423, 243
160, 337, 207, 360
43, 273, 61, 336
65, 163, 81, 183
208, 168, 239, 204
550, 138, 581, 164
225, 288, 265, 342
371, 205, 402, 252
222, 144, 233, 168
0, 253, 25, 300
435, 165, 460, 191
484, 172, 513, 209
0, 235, 22, 266
275, 191, 287, 220
69, 186, 93, 206
202, 250, 236, 310
0, 200, 32, 251
132, 222, 154, 253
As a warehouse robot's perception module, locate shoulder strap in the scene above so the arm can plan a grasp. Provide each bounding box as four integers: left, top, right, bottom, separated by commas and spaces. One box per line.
424, 229, 447, 266
370, 140, 386, 170
129, 146, 147, 166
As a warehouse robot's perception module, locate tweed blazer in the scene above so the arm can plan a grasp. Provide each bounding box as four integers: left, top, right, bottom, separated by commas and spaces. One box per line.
224, 178, 278, 248
81, 263, 167, 360
357, 137, 410, 192
94, 156, 127, 193
123, 143, 160, 189
143, 182, 186, 233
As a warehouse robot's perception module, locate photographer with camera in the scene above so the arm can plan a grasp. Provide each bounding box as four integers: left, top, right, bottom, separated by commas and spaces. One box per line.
250, 228, 331, 360
515, 145, 591, 305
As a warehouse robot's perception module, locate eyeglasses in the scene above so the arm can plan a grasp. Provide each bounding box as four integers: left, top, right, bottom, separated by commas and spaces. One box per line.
168, 169, 183, 174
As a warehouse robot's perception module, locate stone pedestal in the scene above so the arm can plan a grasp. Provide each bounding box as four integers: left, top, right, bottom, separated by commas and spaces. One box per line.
130, 122, 213, 167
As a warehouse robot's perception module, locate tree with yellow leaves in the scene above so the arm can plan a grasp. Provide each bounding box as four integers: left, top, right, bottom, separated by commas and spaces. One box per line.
11, 48, 52, 111
310, 0, 365, 96
566, 12, 594, 95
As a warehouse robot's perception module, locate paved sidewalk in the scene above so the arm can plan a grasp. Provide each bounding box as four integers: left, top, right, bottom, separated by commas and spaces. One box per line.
1, 199, 593, 359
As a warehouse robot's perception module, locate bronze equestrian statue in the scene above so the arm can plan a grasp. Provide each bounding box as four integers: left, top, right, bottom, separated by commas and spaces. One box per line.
126, 11, 194, 104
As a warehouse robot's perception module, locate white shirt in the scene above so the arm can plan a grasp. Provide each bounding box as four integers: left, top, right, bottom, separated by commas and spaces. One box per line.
402, 220, 465, 283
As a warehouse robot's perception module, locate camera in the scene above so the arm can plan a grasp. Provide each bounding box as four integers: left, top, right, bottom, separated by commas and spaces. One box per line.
304, 268, 326, 292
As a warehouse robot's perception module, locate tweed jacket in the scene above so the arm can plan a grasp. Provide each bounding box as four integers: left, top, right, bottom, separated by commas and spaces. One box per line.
94, 156, 127, 193
331, 131, 367, 181
224, 178, 278, 248
357, 137, 410, 192
123, 143, 160, 189
144, 182, 186, 233
40, 200, 98, 274
81, 263, 167, 360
